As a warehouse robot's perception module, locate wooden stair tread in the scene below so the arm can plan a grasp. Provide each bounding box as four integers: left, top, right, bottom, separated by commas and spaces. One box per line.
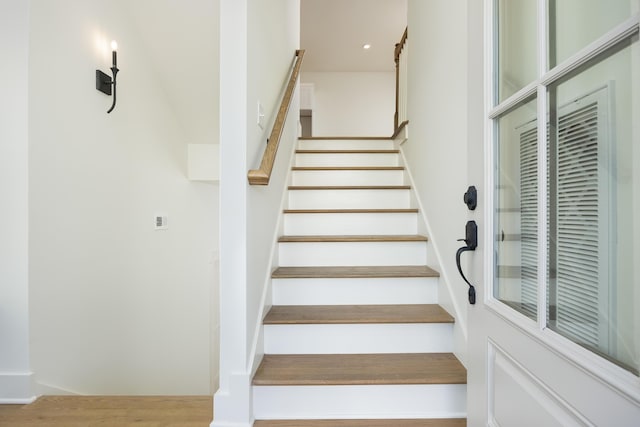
288, 185, 410, 190
284, 208, 419, 214
253, 353, 467, 385
278, 235, 427, 243
254, 420, 466, 427
264, 304, 454, 324
292, 166, 404, 171
272, 265, 440, 279
296, 149, 399, 154
299, 136, 392, 141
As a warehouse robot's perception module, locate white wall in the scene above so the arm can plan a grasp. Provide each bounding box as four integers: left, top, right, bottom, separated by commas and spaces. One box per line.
214, 0, 299, 425
0, 0, 34, 403
28, 0, 219, 395
246, 0, 300, 366
123, 0, 220, 147
301, 72, 395, 136
404, 0, 469, 362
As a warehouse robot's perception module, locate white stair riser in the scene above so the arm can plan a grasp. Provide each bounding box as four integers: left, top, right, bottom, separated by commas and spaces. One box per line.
288, 189, 410, 210
253, 384, 467, 420
295, 153, 399, 167
264, 323, 453, 354
291, 170, 405, 186
272, 277, 439, 305
279, 241, 427, 267
298, 140, 394, 150
283, 213, 418, 236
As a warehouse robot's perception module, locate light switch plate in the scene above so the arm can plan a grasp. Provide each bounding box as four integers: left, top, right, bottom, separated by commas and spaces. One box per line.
257, 101, 265, 129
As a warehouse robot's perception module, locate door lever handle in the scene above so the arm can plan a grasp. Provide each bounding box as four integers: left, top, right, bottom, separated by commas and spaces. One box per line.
456, 221, 477, 304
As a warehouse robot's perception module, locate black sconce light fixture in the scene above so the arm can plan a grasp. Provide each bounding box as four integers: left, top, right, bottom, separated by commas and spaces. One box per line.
96, 40, 119, 113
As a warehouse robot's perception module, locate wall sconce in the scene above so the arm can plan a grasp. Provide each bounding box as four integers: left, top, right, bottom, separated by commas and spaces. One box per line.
95, 40, 119, 113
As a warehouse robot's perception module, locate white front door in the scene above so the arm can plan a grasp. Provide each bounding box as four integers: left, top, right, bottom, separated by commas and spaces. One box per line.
466, 1, 640, 425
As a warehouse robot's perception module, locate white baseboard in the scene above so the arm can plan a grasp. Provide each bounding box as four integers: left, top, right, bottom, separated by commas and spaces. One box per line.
35, 381, 80, 396
0, 372, 36, 404
211, 373, 252, 427
210, 421, 253, 427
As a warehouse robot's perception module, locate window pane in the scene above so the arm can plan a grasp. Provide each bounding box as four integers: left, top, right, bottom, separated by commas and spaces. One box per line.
549, 0, 638, 68
495, 96, 539, 320
547, 35, 639, 375
496, 0, 538, 102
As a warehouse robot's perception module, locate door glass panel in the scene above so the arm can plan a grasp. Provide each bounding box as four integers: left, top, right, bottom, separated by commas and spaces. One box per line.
494, 96, 539, 321
549, 0, 638, 68
496, 0, 538, 102
547, 35, 639, 375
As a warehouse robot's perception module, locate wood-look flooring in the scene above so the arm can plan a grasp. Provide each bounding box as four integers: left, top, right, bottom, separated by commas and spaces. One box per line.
0, 396, 465, 426
254, 420, 466, 427
298, 136, 392, 140
263, 304, 454, 324
278, 235, 427, 243
296, 150, 400, 154
253, 353, 467, 386
291, 166, 405, 171
283, 209, 419, 214
287, 185, 411, 190
271, 265, 440, 279
0, 396, 212, 426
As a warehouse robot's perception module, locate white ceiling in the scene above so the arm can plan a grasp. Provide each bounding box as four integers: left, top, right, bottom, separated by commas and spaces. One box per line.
301, 0, 407, 72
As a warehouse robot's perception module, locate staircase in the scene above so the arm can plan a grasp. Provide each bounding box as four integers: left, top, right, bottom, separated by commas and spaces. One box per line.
252, 137, 467, 426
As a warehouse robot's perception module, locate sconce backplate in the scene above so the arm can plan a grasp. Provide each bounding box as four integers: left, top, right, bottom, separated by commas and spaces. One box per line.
96, 70, 113, 95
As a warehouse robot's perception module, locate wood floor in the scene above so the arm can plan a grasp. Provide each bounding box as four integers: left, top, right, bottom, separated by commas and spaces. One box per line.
0, 396, 212, 426
287, 186, 412, 191
278, 235, 427, 243
254, 420, 466, 427
0, 396, 466, 426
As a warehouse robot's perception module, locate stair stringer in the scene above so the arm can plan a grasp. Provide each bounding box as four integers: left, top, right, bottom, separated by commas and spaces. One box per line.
245, 136, 301, 392
395, 134, 469, 367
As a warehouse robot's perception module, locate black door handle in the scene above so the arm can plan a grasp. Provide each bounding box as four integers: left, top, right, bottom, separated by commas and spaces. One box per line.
456, 220, 477, 304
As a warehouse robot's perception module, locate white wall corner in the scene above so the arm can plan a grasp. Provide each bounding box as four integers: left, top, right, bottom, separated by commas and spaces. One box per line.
0, 372, 37, 404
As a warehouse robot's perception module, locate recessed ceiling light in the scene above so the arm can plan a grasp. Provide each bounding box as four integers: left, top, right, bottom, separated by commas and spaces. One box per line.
362, 44, 371, 50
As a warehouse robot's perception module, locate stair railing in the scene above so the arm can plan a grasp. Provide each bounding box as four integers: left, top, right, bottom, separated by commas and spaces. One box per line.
394, 28, 408, 133
248, 49, 305, 185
